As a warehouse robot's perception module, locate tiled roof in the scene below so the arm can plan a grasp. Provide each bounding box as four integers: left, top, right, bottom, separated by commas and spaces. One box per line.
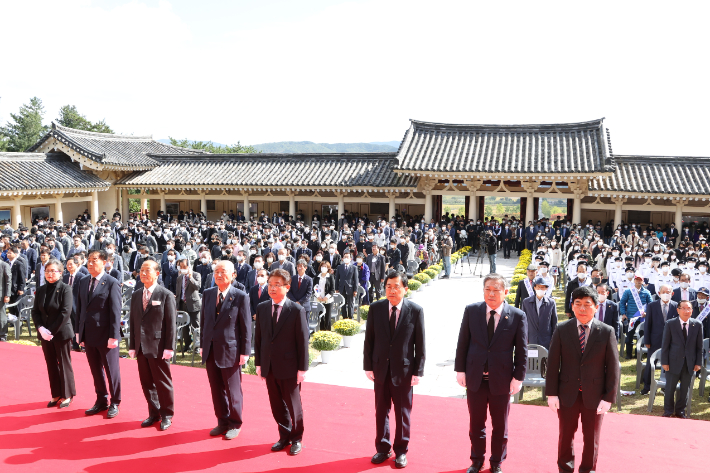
116, 153, 419, 189
396, 118, 613, 174
589, 155, 710, 196
0, 153, 110, 192
27, 122, 202, 170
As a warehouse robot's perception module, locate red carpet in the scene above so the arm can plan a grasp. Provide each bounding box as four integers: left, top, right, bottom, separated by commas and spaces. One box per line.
0, 342, 705, 473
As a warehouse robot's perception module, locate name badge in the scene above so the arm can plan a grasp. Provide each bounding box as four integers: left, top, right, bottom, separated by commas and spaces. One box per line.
151, 300, 161, 306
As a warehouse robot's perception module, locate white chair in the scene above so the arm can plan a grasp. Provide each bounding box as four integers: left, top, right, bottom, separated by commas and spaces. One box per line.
699, 338, 709, 397
513, 344, 548, 403
172, 311, 190, 362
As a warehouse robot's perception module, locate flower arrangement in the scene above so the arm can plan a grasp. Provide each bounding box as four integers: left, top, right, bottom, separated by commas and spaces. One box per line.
412, 273, 431, 284
408, 279, 422, 291
311, 331, 342, 351
332, 319, 361, 336
359, 305, 370, 320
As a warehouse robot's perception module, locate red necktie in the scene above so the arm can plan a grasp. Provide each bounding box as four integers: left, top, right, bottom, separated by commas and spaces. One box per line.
298, 277, 302, 289
258, 287, 262, 298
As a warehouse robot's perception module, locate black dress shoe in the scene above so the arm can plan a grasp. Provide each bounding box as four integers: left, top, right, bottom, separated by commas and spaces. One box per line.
210, 425, 228, 436
466, 462, 484, 473
85, 403, 108, 416
394, 454, 407, 468
141, 416, 160, 428
47, 399, 60, 408
107, 404, 119, 418
160, 417, 172, 431
371, 452, 392, 464
640, 388, 650, 395
490, 465, 503, 473
271, 439, 291, 451
289, 441, 302, 455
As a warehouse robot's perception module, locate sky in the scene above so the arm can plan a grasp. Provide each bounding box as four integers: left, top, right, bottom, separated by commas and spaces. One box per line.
1, 0, 710, 155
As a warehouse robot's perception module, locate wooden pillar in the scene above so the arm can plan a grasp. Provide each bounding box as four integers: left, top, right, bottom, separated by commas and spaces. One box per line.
478, 196, 485, 221
12, 197, 21, 227
612, 197, 626, 227
566, 199, 574, 221
122, 189, 130, 220
288, 192, 296, 220
336, 191, 345, 227
572, 194, 582, 225
465, 195, 471, 220
533, 197, 540, 221
520, 196, 527, 224
674, 200, 684, 248
200, 192, 207, 215
55, 194, 63, 223
388, 193, 396, 221
525, 194, 534, 224
92, 191, 99, 223
160, 192, 167, 214
243, 191, 251, 221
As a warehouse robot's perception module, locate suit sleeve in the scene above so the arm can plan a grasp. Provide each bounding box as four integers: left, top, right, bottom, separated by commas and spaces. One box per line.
545, 326, 562, 396
334, 268, 340, 291
199, 295, 206, 357
18, 264, 26, 292
75, 280, 83, 336
2, 263, 10, 297
31, 288, 42, 333
362, 303, 375, 371
47, 284, 73, 335
254, 302, 261, 367
414, 305, 426, 376
129, 294, 136, 351
238, 292, 251, 357
299, 279, 312, 306
109, 279, 122, 341
695, 321, 704, 366
661, 322, 671, 366
164, 289, 177, 351
454, 306, 471, 373
550, 300, 558, 335
603, 327, 620, 404
296, 304, 309, 372
513, 311, 528, 381
514, 282, 522, 308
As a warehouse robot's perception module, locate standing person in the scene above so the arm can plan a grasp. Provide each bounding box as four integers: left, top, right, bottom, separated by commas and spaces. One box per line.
200, 260, 251, 440
486, 230, 498, 274
313, 261, 335, 330
366, 244, 386, 301
661, 300, 703, 418
32, 259, 75, 408
521, 277, 558, 350
287, 260, 313, 320
334, 252, 358, 319
441, 233, 453, 279
546, 285, 620, 473
642, 284, 678, 394
363, 270, 426, 469
6, 246, 27, 320
128, 259, 177, 431
254, 269, 309, 456
0, 257, 10, 342
454, 273, 527, 473
176, 256, 202, 354
63, 256, 87, 351
75, 250, 123, 418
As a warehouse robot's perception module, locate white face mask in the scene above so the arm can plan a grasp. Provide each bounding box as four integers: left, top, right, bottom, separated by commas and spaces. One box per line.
535, 289, 546, 298
578, 273, 587, 281
356, 258, 363, 263
626, 273, 634, 280
598, 293, 607, 303
201, 258, 209, 264
540, 267, 548, 274
106, 248, 114, 255
701, 267, 708, 274
168, 255, 175, 262
659, 293, 671, 302
680, 282, 689, 289
278, 254, 286, 261
698, 297, 708, 304
315, 256, 322, 262
185, 246, 192, 250
180, 268, 188, 274
329, 248, 335, 254
257, 276, 267, 285
342, 258, 351, 265
211, 264, 217, 271
320, 267, 328, 274
253, 262, 263, 270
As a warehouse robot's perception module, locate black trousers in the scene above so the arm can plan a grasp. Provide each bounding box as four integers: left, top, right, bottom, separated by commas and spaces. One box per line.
374, 369, 413, 456
40, 337, 76, 399
503, 240, 511, 258
369, 279, 382, 301
320, 302, 333, 331
557, 391, 604, 473
206, 346, 244, 429
137, 349, 174, 418
84, 343, 121, 405
466, 379, 510, 466
341, 293, 354, 319
664, 361, 692, 417
265, 371, 304, 442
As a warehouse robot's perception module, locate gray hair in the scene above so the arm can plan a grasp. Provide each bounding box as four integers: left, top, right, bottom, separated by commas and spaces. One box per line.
483, 273, 509, 290
658, 284, 673, 293
45, 258, 64, 273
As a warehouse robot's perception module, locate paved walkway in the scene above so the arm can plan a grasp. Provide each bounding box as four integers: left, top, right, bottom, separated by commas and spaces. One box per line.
304, 250, 519, 398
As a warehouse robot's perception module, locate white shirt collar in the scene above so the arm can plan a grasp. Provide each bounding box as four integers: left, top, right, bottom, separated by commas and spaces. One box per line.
272, 297, 286, 308
92, 271, 105, 282
219, 286, 231, 300
146, 282, 158, 294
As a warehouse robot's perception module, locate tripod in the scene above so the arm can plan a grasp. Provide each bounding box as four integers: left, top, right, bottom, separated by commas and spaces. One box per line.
454, 246, 472, 275
470, 240, 488, 278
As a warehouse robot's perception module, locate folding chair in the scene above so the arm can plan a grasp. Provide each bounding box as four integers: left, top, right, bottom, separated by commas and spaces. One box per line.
513, 344, 548, 403
648, 348, 694, 416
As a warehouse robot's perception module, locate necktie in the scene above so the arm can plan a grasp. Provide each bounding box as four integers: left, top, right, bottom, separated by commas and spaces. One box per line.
143, 288, 150, 311
272, 304, 279, 329
682, 322, 688, 342
484, 310, 496, 373
182, 275, 188, 302
89, 277, 97, 298
389, 306, 397, 339
579, 324, 587, 353
298, 277, 302, 289
599, 304, 604, 321
662, 303, 668, 321
258, 286, 262, 298
217, 292, 224, 315
683, 290, 688, 300
69, 275, 74, 286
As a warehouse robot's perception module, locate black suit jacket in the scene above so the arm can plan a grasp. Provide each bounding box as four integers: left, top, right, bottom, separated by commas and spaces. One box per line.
161, 261, 179, 294
514, 278, 533, 309
75, 273, 123, 347
363, 299, 426, 387
645, 300, 678, 350
249, 284, 271, 316
31, 281, 74, 342
690, 300, 710, 337
454, 301, 527, 396
366, 254, 386, 282
9, 260, 26, 295
200, 285, 251, 368
598, 299, 621, 339
287, 274, 313, 314
235, 263, 251, 287
129, 285, 177, 358
254, 298, 309, 379
671, 287, 697, 304
661, 317, 704, 374
62, 271, 87, 324
546, 318, 620, 409
334, 263, 358, 294
0, 260, 11, 300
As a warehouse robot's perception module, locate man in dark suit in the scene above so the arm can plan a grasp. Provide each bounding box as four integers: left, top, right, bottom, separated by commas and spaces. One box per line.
595, 284, 620, 339
524, 223, 536, 251
521, 277, 557, 350
455, 273, 527, 473
501, 225, 512, 259
235, 250, 251, 287
200, 260, 251, 440
254, 268, 310, 456
20, 239, 37, 278
514, 264, 538, 309
334, 252, 358, 319
176, 256, 202, 353
564, 262, 590, 317
63, 256, 88, 350
6, 246, 27, 319
75, 250, 123, 419
366, 244, 386, 301
642, 284, 678, 394
546, 285, 620, 473
671, 274, 696, 303
161, 249, 179, 294
245, 256, 264, 293
270, 248, 296, 277
249, 268, 271, 319
128, 259, 177, 431
363, 270, 425, 469
661, 300, 703, 417
287, 260, 313, 319
0, 258, 10, 342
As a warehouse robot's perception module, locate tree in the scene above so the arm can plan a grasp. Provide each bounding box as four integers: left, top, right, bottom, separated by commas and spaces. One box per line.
541, 200, 551, 218
0, 97, 48, 151
168, 137, 259, 154
57, 105, 114, 133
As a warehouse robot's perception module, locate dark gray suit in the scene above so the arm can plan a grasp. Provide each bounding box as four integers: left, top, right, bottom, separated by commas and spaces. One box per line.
661, 316, 703, 417
643, 300, 678, 388
0, 260, 11, 340
334, 262, 358, 319
175, 271, 201, 351
521, 295, 557, 349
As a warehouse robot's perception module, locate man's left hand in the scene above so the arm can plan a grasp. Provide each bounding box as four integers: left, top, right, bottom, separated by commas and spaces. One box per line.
239, 355, 249, 366
107, 338, 119, 349
162, 350, 174, 360
297, 370, 306, 383
694, 365, 702, 372
596, 400, 612, 415
411, 375, 420, 386
510, 378, 523, 395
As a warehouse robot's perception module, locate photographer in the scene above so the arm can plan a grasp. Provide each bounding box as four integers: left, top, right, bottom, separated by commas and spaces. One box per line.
441, 233, 453, 279
485, 230, 498, 273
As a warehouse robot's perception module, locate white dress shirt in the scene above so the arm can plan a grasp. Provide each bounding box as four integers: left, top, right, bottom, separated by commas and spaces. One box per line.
388, 299, 404, 328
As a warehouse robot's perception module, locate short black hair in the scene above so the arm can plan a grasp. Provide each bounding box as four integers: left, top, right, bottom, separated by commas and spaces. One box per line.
87, 249, 108, 262
384, 270, 408, 289
571, 285, 599, 306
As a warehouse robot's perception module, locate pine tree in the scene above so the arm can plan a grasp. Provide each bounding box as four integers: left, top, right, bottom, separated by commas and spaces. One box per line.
0, 97, 48, 151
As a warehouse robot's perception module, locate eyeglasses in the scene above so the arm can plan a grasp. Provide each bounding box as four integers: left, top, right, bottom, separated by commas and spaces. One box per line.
268, 284, 286, 289
45, 270, 62, 274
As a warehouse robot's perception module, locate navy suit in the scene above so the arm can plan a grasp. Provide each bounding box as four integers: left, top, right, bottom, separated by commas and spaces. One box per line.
596, 299, 620, 340
75, 273, 123, 406
661, 317, 703, 417
235, 262, 251, 287
200, 285, 252, 429
63, 271, 88, 348
161, 261, 179, 295
334, 262, 358, 319
454, 301, 527, 467
521, 295, 557, 349
671, 287, 697, 304
287, 274, 313, 316
249, 284, 271, 317
245, 268, 259, 293
643, 299, 678, 388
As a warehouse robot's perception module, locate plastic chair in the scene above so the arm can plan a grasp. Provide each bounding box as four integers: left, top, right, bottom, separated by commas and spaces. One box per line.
647, 348, 694, 415
121, 287, 134, 306
355, 285, 366, 322
12, 295, 35, 339
190, 326, 201, 367
619, 329, 626, 359
513, 344, 548, 403
120, 309, 131, 350
699, 338, 710, 397
396, 264, 405, 273
308, 301, 325, 335
332, 293, 345, 323
173, 311, 190, 362
635, 333, 648, 390
406, 260, 419, 278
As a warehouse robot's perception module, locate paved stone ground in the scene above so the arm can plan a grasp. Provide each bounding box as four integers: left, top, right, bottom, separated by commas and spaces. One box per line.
304, 249, 519, 398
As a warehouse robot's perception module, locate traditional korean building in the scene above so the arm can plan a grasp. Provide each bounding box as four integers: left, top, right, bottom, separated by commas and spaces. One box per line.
0, 118, 707, 234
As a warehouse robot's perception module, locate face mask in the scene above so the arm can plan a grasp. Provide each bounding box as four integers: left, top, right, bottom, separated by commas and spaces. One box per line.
278, 254, 286, 261
380, 250, 386, 255
626, 273, 634, 280
342, 258, 351, 264
253, 262, 263, 270
578, 273, 587, 281
168, 255, 175, 262
701, 267, 707, 274
644, 258, 651, 264
662, 267, 669, 274
540, 267, 548, 274
320, 267, 328, 274
680, 282, 689, 289
257, 276, 267, 285
698, 297, 708, 304
659, 293, 671, 302
180, 268, 189, 275
592, 277, 601, 285
535, 289, 546, 298
201, 258, 209, 264
185, 246, 192, 250
266, 258, 273, 263
328, 248, 335, 254
211, 264, 217, 271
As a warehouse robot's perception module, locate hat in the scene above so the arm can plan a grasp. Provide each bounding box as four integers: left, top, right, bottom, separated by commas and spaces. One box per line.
526, 264, 539, 271
418, 244, 424, 249
532, 276, 549, 287
634, 271, 644, 280
698, 287, 710, 296
538, 260, 550, 266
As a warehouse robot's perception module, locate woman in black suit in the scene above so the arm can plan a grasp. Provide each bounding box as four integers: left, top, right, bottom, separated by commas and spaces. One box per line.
31, 259, 75, 408
313, 260, 335, 331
